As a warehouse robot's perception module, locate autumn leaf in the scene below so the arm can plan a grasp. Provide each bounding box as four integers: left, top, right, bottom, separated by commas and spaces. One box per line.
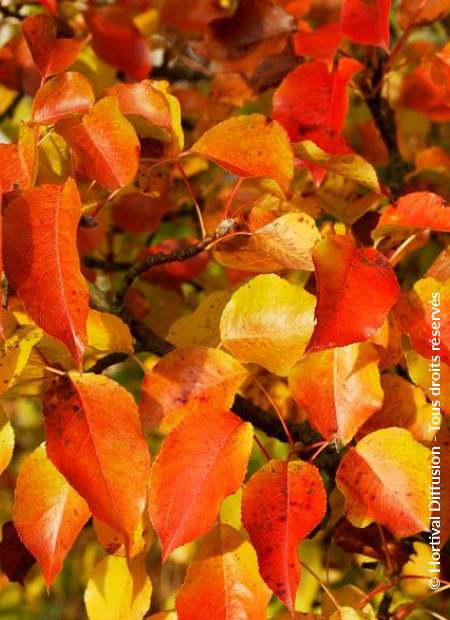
3, 179, 89, 367
0, 124, 37, 193
56, 96, 140, 190
289, 343, 383, 446
191, 114, 294, 191
221, 274, 315, 376
336, 428, 430, 536
148, 408, 252, 560
294, 141, 380, 192
397, 0, 449, 29
242, 459, 327, 611
86, 309, 134, 356
105, 80, 172, 140
85, 6, 152, 81
341, 0, 391, 49
0, 521, 36, 585
176, 524, 270, 620
395, 277, 450, 365
254, 212, 321, 271
0, 325, 43, 396
374, 192, 450, 239
406, 349, 450, 416
0, 407, 14, 477
140, 346, 247, 429
294, 22, 342, 64
307, 235, 400, 352
43, 373, 151, 544
13, 444, 90, 586
22, 14, 85, 78
32, 72, 95, 125
84, 553, 152, 620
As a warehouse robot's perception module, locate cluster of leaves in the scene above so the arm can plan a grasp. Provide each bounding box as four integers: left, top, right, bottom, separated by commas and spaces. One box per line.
0, 0, 449, 618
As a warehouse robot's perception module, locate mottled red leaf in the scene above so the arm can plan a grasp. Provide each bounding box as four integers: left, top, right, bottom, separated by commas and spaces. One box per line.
3, 178, 89, 367
86, 6, 152, 81
242, 459, 327, 611
149, 408, 252, 560
56, 96, 140, 190
32, 72, 95, 125
341, 0, 391, 49
307, 235, 400, 352
13, 444, 91, 586
44, 374, 151, 544
22, 14, 85, 78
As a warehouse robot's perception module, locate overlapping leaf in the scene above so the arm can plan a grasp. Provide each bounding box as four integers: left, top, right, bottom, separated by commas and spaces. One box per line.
307, 235, 400, 352
336, 428, 430, 536
43, 373, 151, 544
148, 408, 252, 559
32, 72, 95, 124
242, 459, 327, 612
13, 444, 90, 586
0, 125, 37, 193
3, 179, 88, 367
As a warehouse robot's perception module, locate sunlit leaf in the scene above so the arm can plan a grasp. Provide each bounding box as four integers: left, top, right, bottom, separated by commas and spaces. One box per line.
0, 124, 37, 193
44, 373, 151, 544
86, 309, 134, 355
149, 408, 252, 560
13, 444, 90, 586
0, 407, 14, 476
0, 325, 43, 396
32, 72, 95, 124
242, 459, 326, 611
221, 274, 315, 376
406, 349, 450, 416
341, 0, 391, 49
336, 428, 430, 536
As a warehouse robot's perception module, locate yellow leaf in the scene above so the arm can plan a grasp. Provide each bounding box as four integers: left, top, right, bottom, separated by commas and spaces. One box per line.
84, 553, 152, 620
220, 274, 315, 376
254, 212, 321, 271
167, 290, 232, 348
0, 407, 14, 476
87, 309, 134, 354
36, 132, 71, 185
322, 585, 375, 618
294, 141, 380, 192
0, 325, 43, 396
336, 428, 431, 536
406, 349, 450, 416
93, 511, 154, 559
154, 81, 184, 153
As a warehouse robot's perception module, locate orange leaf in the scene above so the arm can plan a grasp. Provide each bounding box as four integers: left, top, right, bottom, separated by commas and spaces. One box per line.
13, 444, 90, 586
241, 459, 326, 612
3, 178, 89, 367
22, 14, 85, 78
85, 6, 152, 81
32, 72, 95, 125
340, 0, 391, 49
397, 0, 449, 29
375, 192, 450, 238
0, 124, 37, 193
395, 277, 450, 365
191, 114, 294, 192
176, 524, 271, 620
289, 343, 383, 446
105, 81, 172, 140
294, 22, 342, 64
336, 428, 430, 537
148, 408, 252, 560
306, 235, 400, 352
43, 374, 151, 544
56, 96, 140, 190
140, 346, 247, 430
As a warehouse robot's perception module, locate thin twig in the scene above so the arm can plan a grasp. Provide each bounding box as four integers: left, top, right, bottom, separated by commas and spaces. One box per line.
177, 161, 207, 238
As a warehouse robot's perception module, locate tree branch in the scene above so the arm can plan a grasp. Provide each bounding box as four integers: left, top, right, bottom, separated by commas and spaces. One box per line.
114, 219, 236, 306
360, 50, 411, 199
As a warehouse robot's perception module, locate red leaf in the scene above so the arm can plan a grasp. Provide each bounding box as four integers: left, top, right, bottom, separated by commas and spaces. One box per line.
0, 124, 37, 193
85, 6, 152, 81
32, 72, 95, 125
307, 235, 400, 352
13, 445, 90, 586
148, 408, 253, 560
111, 192, 166, 235
3, 179, 89, 367
376, 192, 450, 235
294, 22, 342, 64
341, 0, 391, 49
272, 58, 362, 142
37, 0, 58, 15
22, 14, 85, 78
241, 459, 327, 612
44, 374, 151, 544
56, 96, 140, 190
